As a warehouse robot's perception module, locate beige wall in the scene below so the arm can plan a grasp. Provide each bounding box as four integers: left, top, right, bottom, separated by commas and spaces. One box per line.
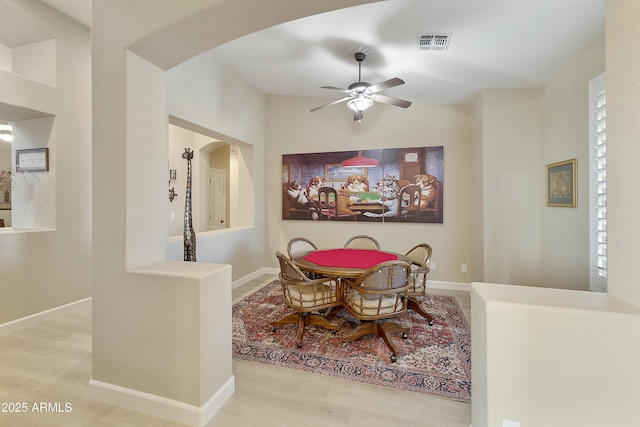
266, 38, 604, 288
265, 95, 472, 283
480, 88, 542, 286
472, 15, 630, 427
91, 0, 377, 422
607, 0, 640, 307
469, 94, 485, 283
165, 52, 264, 280
92, 44, 235, 422
469, 38, 605, 289
472, 282, 640, 426
540, 37, 606, 291
0, 0, 91, 325
2, 0, 620, 424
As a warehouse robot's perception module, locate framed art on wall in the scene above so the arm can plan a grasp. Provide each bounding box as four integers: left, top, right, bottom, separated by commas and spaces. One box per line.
546, 158, 577, 207
282, 146, 444, 223
0, 176, 10, 210
16, 148, 49, 172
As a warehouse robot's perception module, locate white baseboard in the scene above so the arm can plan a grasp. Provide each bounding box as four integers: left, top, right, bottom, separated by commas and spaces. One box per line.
232, 268, 470, 293
429, 280, 471, 292
232, 267, 278, 289
89, 376, 235, 427
0, 297, 92, 336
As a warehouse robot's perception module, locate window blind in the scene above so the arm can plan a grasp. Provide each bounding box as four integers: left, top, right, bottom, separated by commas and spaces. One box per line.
592, 76, 607, 290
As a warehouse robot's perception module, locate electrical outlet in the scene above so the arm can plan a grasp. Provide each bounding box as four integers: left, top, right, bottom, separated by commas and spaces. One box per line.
170, 212, 176, 220
430, 261, 436, 270
461, 264, 467, 273
502, 420, 520, 427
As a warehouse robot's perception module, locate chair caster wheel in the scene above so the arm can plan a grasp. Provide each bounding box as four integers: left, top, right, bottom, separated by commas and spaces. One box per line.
402, 333, 408, 339
296, 343, 302, 348
390, 354, 397, 363
342, 342, 347, 347
428, 320, 434, 326
271, 326, 276, 332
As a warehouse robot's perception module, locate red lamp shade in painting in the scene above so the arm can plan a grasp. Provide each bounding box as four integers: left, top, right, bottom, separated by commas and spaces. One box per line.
341, 151, 378, 167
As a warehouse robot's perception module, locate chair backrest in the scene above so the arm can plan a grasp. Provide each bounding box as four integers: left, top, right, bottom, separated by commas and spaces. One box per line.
275, 251, 307, 281
344, 234, 380, 250
433, 180, 443, 223
397, 184, 422, 219
342, 261, 411, 320
317, 187, 337, 218
287, 237, 318, 259
355, 260, 411, 291
418, 179, 443, 223
405, 243, 432, 268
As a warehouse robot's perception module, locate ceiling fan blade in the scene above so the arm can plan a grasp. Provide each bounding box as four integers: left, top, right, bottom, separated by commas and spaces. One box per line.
310, 96, 353, 112
372, 94, 412, 108
366, 77, 405, 94
321, 85, 350, 93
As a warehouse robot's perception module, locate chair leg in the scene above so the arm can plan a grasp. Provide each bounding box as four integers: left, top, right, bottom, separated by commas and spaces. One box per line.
270, 312, 301, 329
378, 321, 409, 362
307, 313, 340, 331
294, 315, 306, 348
342, 320, 409, 363
271, 312, 339, 348
342, 321, 376, 343
271, 312, 306, 348
408, 297, 434, 326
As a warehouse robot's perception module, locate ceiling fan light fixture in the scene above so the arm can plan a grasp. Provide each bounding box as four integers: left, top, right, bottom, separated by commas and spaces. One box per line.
310, 51, 410, 120
347, 93, 373, 113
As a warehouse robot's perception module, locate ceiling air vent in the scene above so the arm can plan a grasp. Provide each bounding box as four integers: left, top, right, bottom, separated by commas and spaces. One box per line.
418, 33, 451, 51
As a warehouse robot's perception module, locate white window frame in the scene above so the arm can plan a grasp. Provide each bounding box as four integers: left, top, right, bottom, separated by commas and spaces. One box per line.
589, 72, 607, 292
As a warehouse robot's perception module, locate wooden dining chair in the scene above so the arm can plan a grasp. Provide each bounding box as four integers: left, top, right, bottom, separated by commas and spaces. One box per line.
404, 243, 434, 326
344, 234, 380, 250
341, 260, 412, 362
270, 252, 342, 348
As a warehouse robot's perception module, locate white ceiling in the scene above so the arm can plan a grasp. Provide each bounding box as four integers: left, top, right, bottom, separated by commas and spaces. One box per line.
211, 0, 605, 105
13, 0, 605, 107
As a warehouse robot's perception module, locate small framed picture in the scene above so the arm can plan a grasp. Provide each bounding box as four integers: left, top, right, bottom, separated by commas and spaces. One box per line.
16, 148, 49, 172
546, 158, 577, 207
169, 169, 177, 181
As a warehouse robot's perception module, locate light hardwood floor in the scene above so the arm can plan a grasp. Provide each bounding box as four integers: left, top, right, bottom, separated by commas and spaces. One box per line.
0, 275, 471, 427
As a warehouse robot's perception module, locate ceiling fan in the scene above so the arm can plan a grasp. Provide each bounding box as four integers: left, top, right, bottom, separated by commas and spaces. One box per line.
310, 52, 412, 122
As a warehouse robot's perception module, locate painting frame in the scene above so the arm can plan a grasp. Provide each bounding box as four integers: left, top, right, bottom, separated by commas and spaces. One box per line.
282, 146, 444, 223
546, 158, 577, 208
16, 148, 49, 172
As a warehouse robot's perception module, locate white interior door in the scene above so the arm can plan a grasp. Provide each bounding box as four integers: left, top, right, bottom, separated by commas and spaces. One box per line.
209, 168, 226, 230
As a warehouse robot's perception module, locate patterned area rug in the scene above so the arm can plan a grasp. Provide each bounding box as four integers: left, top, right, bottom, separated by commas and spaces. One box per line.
232, 280, 471, 402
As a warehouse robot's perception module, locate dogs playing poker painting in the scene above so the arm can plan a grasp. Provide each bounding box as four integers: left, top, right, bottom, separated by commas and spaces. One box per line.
282, 146, 443, 223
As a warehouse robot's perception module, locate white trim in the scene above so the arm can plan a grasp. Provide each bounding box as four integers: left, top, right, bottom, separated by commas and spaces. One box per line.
89, 376, 235, 427
429, 280, 471, 292
232, 267, 278, 289
233, 269, 470, 292
0, 297, 91, 335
